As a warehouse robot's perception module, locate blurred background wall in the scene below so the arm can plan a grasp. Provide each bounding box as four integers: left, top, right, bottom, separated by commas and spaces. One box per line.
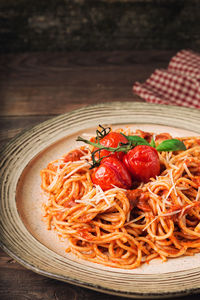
0, 0, 200, 53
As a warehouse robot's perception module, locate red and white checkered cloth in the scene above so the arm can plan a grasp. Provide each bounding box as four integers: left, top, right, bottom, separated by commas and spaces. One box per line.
133, 50, 200, 109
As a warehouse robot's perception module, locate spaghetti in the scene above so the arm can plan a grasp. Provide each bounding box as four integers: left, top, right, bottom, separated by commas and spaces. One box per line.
40, 128, 200, 269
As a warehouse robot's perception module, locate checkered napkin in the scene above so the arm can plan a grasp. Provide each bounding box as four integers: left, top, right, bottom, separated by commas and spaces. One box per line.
133, 50, 200, 109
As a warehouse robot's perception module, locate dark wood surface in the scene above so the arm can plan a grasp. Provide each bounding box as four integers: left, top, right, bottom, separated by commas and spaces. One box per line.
0, 51, 199, 300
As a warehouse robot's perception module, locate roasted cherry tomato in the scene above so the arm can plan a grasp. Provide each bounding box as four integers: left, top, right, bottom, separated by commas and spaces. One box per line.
126, 189, 151, 212
123, 145, 160, 183
91, 157, 132, 191
94, 132, 128, 160
155, 132, 172, 145
63, 149, 85, 162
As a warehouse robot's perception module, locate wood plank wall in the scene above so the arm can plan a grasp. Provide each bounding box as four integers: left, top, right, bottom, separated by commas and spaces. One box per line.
0, 0, 199, 53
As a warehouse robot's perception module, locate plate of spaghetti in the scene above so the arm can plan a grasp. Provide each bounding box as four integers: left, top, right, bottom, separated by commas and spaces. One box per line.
0, 102, 200, 298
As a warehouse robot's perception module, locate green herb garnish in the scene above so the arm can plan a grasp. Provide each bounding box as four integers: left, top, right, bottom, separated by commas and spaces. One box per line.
121, 133, 150, 146
150, 137, 156, 148
156, 139, 186, 152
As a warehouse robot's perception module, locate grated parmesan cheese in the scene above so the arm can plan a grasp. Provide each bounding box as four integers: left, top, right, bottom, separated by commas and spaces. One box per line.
169, 169, 178, 196
195, 187, 200, 202
143, 209, 182, 231
46, 164, 62, 191
95, 184, 112, 207
143, 216, 158, 231
125, 214, 145, 226
63, 162, 89, 179
74, 184, 117, 209
183, 162, 194, 178
147, 187, 159, 198
165, 152, 172, 164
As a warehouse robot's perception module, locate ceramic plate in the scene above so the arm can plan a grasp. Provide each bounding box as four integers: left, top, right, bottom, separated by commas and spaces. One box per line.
1, 102, 200, 298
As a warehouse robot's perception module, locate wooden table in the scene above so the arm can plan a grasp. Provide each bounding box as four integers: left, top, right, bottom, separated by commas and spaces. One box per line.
0, 51, 199, 300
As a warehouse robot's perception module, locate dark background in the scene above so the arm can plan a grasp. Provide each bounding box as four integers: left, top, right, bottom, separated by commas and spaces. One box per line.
1, 1, 200, 300
0, 0, 200, 53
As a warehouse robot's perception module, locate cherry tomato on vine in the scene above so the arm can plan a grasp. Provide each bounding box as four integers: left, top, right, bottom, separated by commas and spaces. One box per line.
94, 132, 128, 160
91, 156, 132, 191
123, 145, 160, 183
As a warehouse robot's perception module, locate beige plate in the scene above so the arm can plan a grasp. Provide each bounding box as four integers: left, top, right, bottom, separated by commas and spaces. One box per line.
1, 102, 200, 299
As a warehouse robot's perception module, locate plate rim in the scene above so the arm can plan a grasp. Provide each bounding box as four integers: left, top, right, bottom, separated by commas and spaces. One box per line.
1, 102, 200, 298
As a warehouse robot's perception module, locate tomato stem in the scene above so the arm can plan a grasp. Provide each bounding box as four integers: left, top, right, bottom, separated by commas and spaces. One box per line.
96, 125, 111, 140
77, 136, 132, 153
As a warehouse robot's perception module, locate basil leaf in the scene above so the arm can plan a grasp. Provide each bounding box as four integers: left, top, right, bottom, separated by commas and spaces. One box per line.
121, 133, 150, 146
156, 139, 186, 152
150, 138, 156, 148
